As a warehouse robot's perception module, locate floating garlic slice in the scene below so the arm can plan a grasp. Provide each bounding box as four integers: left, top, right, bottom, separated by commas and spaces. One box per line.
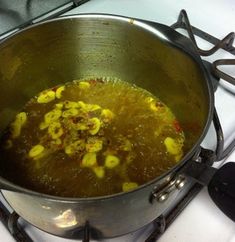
89, 118, 101, 135
39, 122, 49, 130
85, 104, 101, 112
64, 101, 79, 109
86, 138, 103, 152
78, 81, 90, 89
37, 90, 55, 103
44, 109, 62, 124
122, 182, 138, 192
11, 112, 27, 138
56, 86, 65, 99
175, 151, 183, 162
92, 166, 105, 179
164, 137, 182, 155
65, 145, 73, 155
62, 108, 78, 118
55, 102, 64, 109
101, 109, 114, 123
74, 123, 88, 131
82, 152, 97, 167
77, 101, 86, 109
16, 112, 27, 124
48, 122, 63, 139
149, 101, 160, 112
145, 97, 154, 103
65, 140, 85, 155
52, 139, 62, 145
29, 144, 45, 158
105, 155, 120, 169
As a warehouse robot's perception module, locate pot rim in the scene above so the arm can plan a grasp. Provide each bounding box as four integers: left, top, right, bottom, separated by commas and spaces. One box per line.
0, 13, 214, 202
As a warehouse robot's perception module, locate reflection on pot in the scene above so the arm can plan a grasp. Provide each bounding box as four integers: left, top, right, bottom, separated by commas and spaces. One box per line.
53, 209, 77, 228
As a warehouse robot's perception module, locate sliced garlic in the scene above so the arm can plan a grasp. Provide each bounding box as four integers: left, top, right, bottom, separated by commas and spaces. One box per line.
175, 151, 183, 162
77, 101, 86, 109
74, 122, 88, 131
55, 102, 64, 109
44, 109, 62, 124
62, 108, 78, 118
86, 138, 103, 152
145, 97, 154, 103
52, 139, 62, 145
37, 90, 55, 103
64, 101, 79, 109
55, 86, 65, 99
11, 112, 27, 138
85, 104, 101, 112
105, 155, 120, 169
78, 81, 90, 89
29, 144, 45, 158
82, 152, 97, 167
39, 122, 49, 130
101, 109, 114, 123
149, 101, 160, 112
164, 137, 182, 155
65, 145, 73, 155
16, 112, 27, 124
92, 166, 105, 179
122, 182, 138, 192
88, 118, 101, 135
65, 140, 85, 155
48, 122, 63, 139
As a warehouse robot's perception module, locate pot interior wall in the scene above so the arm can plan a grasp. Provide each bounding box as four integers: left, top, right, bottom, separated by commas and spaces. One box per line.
0, 16, 210, 154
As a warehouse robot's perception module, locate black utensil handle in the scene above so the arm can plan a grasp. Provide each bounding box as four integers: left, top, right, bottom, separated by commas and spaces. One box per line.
208, 162, 235, 222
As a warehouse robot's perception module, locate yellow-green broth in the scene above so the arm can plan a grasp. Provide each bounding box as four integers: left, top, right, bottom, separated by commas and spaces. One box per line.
0, 78, 185, 197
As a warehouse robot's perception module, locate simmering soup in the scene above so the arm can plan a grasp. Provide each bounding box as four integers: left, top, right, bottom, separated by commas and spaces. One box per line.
0, 78, 185, 197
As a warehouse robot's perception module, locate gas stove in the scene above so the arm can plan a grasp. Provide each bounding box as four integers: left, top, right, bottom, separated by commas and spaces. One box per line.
0, 1, 235, 242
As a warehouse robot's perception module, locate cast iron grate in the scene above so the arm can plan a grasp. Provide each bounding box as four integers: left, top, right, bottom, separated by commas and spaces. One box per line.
171, 9, 235, 86
0, 8, 235, 242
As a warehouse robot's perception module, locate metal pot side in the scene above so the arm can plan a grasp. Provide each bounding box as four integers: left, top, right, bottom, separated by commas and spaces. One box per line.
0, 14, 213, 238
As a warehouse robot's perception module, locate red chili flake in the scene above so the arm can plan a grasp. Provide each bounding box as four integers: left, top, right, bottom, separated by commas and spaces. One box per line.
173, 120, 182, 132
51, 86, 58, 92
89, 79, 97, 86
156, 101, 164, 107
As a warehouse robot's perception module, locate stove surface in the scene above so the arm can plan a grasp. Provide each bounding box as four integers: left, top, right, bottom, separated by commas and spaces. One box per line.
1, 0, 235, 242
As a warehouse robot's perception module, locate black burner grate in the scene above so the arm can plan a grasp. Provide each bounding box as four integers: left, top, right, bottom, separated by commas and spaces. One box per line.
171, 9, 235, 86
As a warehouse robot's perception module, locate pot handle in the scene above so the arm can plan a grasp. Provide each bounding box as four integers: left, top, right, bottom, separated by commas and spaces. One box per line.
208, 162, 235, 222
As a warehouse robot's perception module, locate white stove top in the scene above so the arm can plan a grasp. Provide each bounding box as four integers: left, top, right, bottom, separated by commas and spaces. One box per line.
1, 0, 235, 241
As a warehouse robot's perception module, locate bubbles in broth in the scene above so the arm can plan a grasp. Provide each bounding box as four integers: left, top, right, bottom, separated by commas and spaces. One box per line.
0, 78, 185, 197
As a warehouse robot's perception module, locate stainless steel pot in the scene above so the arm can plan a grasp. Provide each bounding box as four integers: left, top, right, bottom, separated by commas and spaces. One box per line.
0, 14, 214, 238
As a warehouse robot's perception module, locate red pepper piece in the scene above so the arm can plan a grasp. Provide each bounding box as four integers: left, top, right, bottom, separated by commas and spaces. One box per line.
173, 120, 182, 132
